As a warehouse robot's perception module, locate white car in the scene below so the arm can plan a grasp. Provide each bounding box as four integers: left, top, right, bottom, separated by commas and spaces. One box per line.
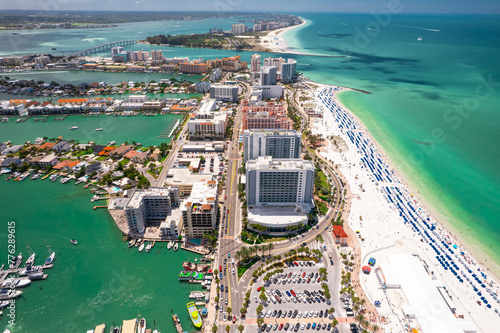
303, 311, 308, 317
292, 297, 297, 303
297, 311, 302, 318
255, 296, 258, 303
314, 310, 319, 317
260, 310, 266, 318
232, 268, 235, 275
271, 297, 276, 304
223, 313, 227, 321
273, 324, 278, 331
301, 323, 305, 330
266, 311, 271, 318
309, 311, 314, 318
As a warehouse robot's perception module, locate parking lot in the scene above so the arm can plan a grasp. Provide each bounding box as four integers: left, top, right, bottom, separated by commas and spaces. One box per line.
175, 151, 226, 181
248, 260, 338, 332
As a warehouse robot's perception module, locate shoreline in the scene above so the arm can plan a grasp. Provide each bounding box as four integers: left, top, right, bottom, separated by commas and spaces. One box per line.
335, 89, 500, 279
307, 82, 500, 332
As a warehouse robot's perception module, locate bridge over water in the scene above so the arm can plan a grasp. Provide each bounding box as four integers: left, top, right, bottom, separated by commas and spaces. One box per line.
61, 40, 139, 61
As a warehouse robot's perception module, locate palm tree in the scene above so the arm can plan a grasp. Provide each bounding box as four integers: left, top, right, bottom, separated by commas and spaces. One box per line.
356, 314, 365, 328
268, 242, 275, 256
372, 324, 379, 332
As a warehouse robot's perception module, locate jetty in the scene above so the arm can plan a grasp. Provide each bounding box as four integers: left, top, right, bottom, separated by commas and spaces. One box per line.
172, 313, 184, 333
93, 205, 107, 210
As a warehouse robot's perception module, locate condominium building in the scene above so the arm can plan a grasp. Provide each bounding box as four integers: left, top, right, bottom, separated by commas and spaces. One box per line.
151, 50, 164, 61
179, 60, 208, 74
253, 23, 263, 32
188, 113, 227, 140
252, 85, 284, 99
246, 157, 315, 234
243, 129, 301, 162
111, 47, 123, 55
260, 66, 277, 85
251, 54, 261, 74
209, 84, 239, 103
280, 58, 297, 83
210, 67, 222, 82
231, 24, 247, 35
181, 180, 219, 238
35, 56, 51, 67
164, 57, 189, 65
125, 187, 181, 233
245, 159, 314, 200
241, 100, 291, 130
128, 51, 149, 62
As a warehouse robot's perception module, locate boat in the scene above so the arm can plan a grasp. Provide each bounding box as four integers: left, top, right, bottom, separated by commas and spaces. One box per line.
69, 126, 79, 130
182, 261, 209, 272
138, 243, 145, 252
95, 128, 103, 131
137, 317, 146, 333
173, 243, 179, 251
50, 174, 60, 182
18, 172, 30, 181
0, 278, 31, 289
0, 289, 22, 300
19, 265, 42, 276
186, 302, 202, 328
27, 272, 46, 280
61, 177, 71, 184
30, 173, 42, 180
0, 301, 9, 308
135, 239, 142, 247
1, 117, 8, 122
71, 239, 78, 245
25, 252, 36, 267
9, 253, 22, 269
128, 239, 137, 248
16, 119, 21, 123
167, 241, 173, 250
45, 252, 55, 265
145, 242, 152, 252
179, 271, 204, 281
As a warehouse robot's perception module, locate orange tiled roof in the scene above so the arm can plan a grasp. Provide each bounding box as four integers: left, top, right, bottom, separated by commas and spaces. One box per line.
39, 142, 55, 150
53, 160, 79, 170
123, 150, 139, 159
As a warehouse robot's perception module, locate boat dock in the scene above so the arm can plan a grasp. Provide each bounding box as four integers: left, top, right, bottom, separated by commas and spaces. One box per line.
172, 314, 184, 333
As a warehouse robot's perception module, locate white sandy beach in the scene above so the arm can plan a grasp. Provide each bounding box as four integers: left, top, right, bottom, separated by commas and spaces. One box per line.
307, 84, 500, 332
256, 19, 307, 53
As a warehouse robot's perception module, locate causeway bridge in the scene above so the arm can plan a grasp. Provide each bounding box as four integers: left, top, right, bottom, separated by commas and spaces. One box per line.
60, 40, 139, 61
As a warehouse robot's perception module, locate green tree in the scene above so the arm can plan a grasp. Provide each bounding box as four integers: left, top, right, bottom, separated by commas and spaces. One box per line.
256, 304, 263, 315
212, 325, 217, 333
225, 325, 230, 332
238, 324, 244, 332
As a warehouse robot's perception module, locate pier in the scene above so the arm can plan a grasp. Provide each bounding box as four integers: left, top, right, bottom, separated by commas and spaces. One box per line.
93, 205, 108, 210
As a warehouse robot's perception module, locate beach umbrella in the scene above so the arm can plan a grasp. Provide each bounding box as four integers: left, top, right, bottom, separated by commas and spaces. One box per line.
478, 292, 482, 296
482, 284, 486, 288
487, 304, 492, 309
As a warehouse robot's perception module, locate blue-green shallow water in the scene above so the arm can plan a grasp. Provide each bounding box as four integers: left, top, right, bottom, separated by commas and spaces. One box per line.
285, 13, 500, 271
0, 176, 203, 333
0, 114, 184, 146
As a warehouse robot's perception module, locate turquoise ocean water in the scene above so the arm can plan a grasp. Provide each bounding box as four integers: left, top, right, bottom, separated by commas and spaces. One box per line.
284, 14, 500, 271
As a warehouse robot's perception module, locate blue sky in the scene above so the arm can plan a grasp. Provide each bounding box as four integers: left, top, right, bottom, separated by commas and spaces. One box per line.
2, 0, 500, 14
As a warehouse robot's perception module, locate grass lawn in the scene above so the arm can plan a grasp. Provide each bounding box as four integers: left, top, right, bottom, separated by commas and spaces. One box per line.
237, 257, 260, 278
96, 156, 108, 161
118, 158, 129, 166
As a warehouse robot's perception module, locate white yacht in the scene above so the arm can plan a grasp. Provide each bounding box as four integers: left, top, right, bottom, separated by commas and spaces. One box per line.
61, 177, 71, 184
95, 128, 103, 131
45, 252, 55, 265
0, 289, 22, 300
25, 252, 36, 267
1, 278, 31, 289
69, 126, 79, 130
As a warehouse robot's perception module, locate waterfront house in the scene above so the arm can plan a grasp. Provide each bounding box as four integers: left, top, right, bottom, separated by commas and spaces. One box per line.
1, 157, 21, 168
86, 162, 102, 175
1, 145, 23, 155
39, 142, 55, 150
52, 141, 71, 153
53, 159, 79, 171
123, 150, 139, 159
132, 151, 149, 164
110, 145, 133, 158
33, 154, 59, 168
72, 161, 89, 172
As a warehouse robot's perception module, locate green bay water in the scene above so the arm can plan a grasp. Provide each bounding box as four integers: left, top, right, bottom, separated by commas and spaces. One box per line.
0, 114, 184, 146
284, 13, 500, 272
0, 176, 203, 333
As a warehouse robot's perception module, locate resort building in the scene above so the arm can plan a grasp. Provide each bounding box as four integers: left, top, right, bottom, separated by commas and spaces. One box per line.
181, 180, 219, 238
246, 156, 315, 234
260, 66, 277, 85
280, 58, 297, 83
209, 84, 238, 103
125, 187, 181, 234
231, 24, 247, 35
243, 129, 301, 162
251, 54, 261, 74
252, 85, 284, 100
241, 100, 291, 131
179, 60, 208, 74
188, 113, 227, 140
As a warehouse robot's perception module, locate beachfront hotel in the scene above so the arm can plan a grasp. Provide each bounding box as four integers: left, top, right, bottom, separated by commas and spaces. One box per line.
124, 187, 181, 233
245, 156, 314, 234
209, 84, 239, 103
241, 100, 292, 131
280, 58, 297, 84
181, 180, 219, 238
243, 129, 301, 162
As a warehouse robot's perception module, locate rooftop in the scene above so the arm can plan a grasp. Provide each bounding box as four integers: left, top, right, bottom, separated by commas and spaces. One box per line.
248, 205, 309, 226
127, 187, 176, 209
247, 156, 314, 171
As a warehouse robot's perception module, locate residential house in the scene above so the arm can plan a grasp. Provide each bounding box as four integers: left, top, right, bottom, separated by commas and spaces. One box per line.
52, 141, 71, 153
